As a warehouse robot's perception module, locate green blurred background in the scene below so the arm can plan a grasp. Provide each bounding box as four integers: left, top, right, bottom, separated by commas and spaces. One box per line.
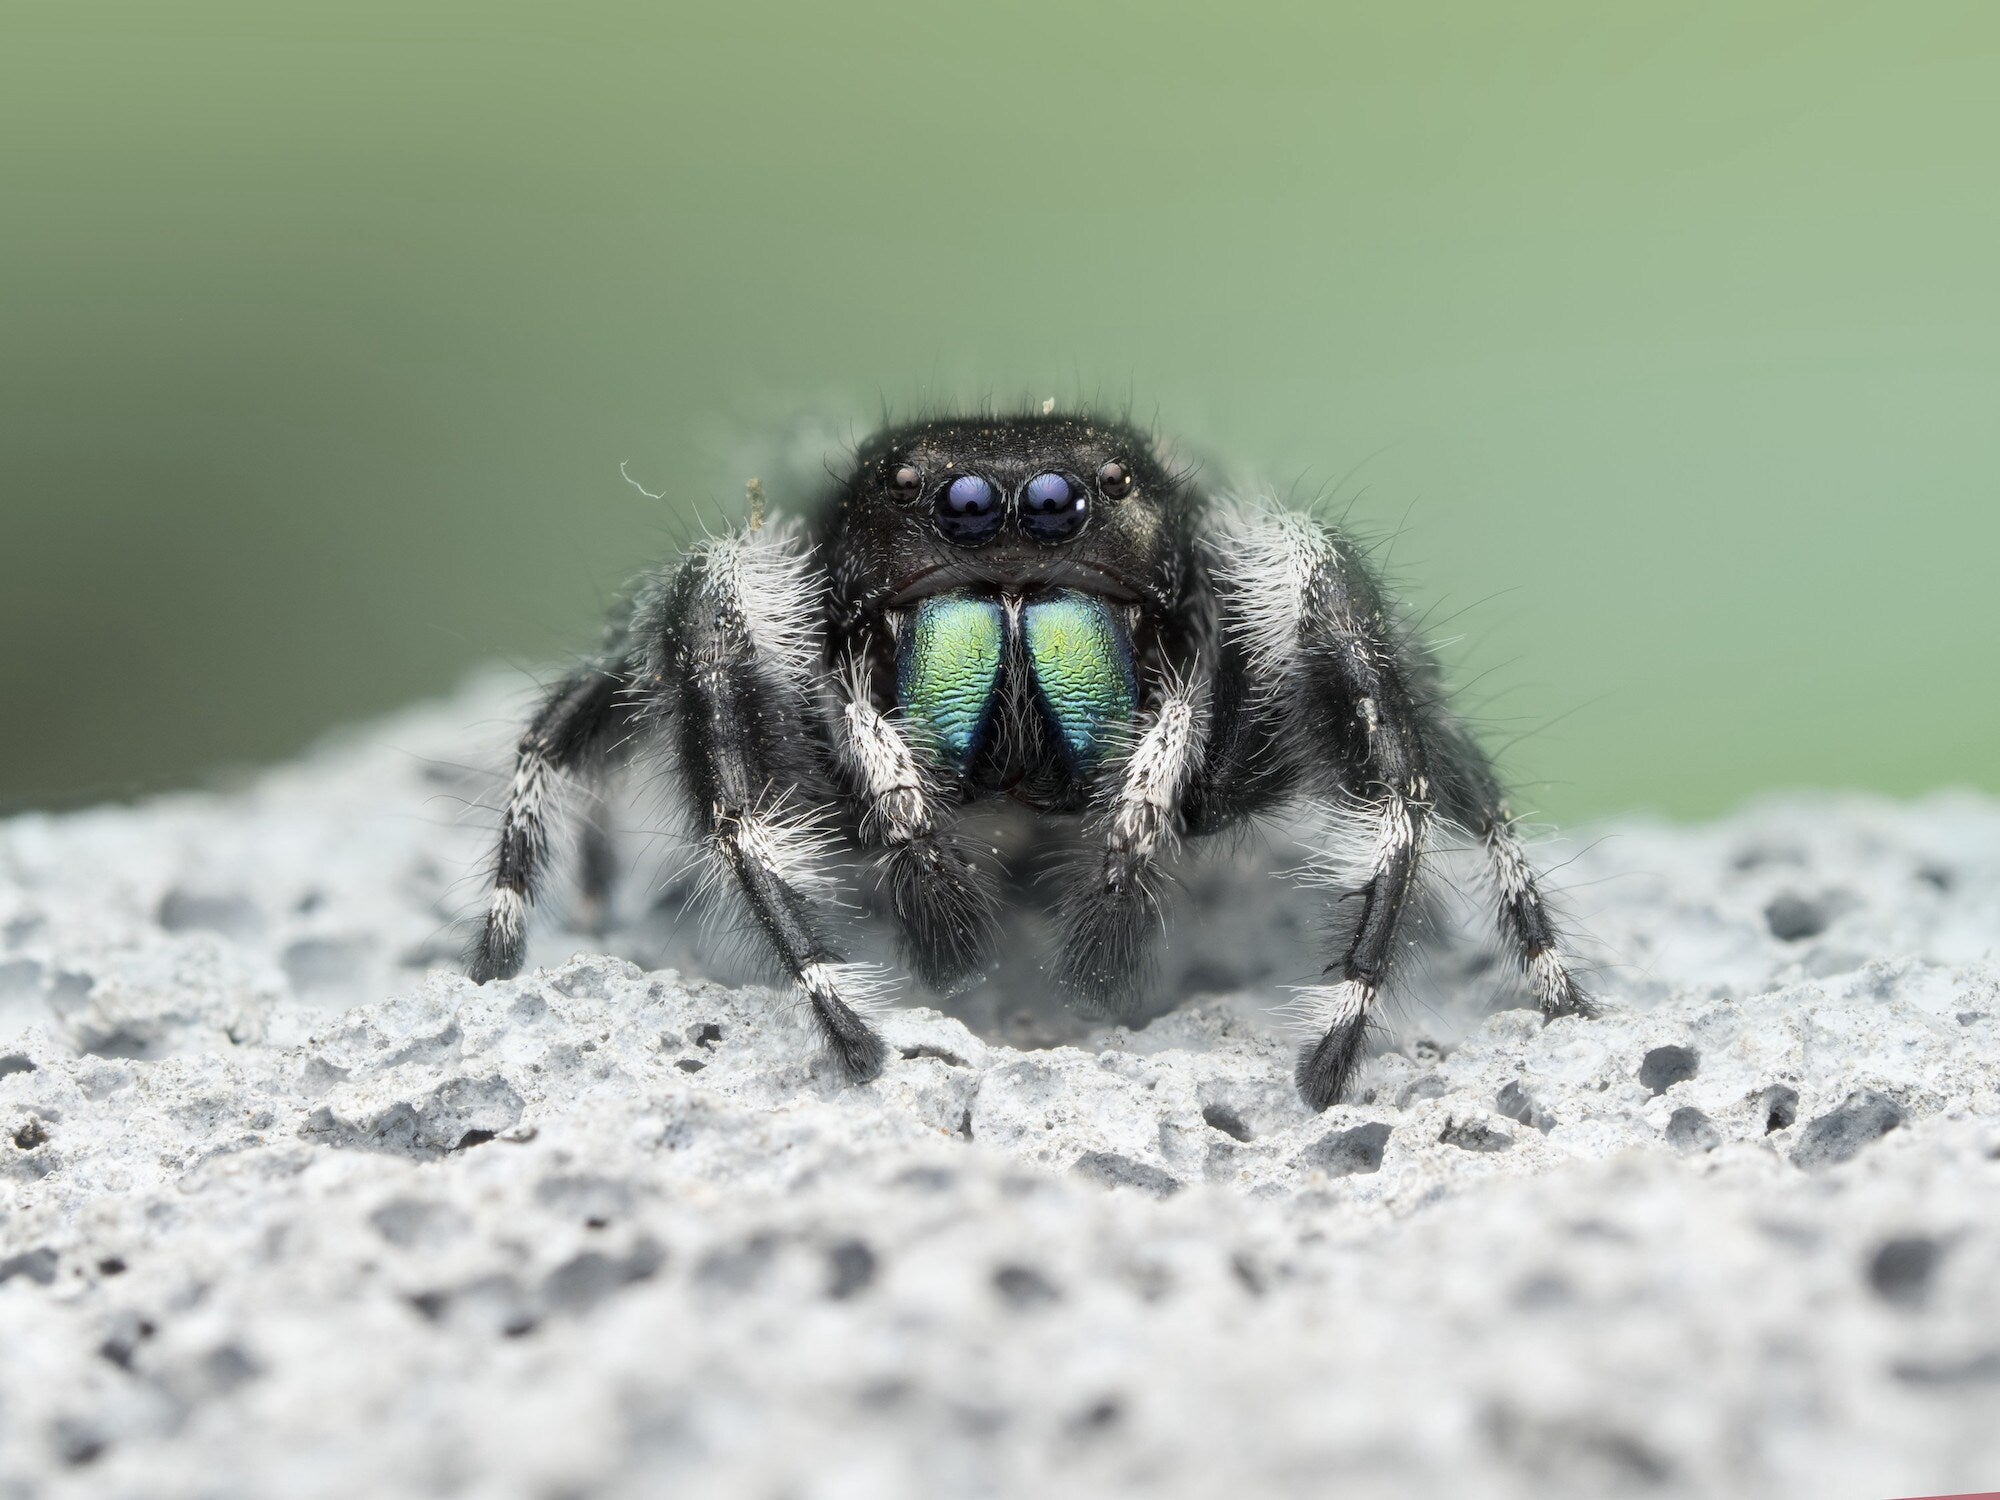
4, 2, 1995, 821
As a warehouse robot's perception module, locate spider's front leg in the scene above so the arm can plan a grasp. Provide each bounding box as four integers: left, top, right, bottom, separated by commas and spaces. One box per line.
1051, 676, 1209, 1012
645, 530, 889, 1082
469, 655, 642, 984
1211, 507, 1594, 1109
832, 657, 1000, 990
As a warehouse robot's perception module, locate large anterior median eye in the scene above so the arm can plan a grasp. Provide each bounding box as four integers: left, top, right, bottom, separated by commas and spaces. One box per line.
1019, 471, 1088, 543
933, 474, 1003, 545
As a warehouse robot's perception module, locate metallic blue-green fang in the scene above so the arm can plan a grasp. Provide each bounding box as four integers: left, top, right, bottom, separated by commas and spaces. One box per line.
897, 594, 1005, 771
1021, 591, 1137, 772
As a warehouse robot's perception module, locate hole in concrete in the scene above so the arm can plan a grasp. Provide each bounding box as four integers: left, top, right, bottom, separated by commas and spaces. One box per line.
898, 1044, 967, 1067
1440, 1117, 1515, 1152
894, 1165, 957, 1193
1303, 1121, 1392, 1176
1891, 1352, 2000, 1387
1916, 864, 1955, 892
1071, 1151, 1181, 1198
48, 971, 94, 1006
12, 1120, 49, 1151
825, 1239, 878, 1300
1791, 1090, 1905, 1171
78, 1027, 156, 1061
96, 1258, 126, 1277
53, 1420, 106, 1468
282, 937, 369, 996
1230, 1253, 1266, 1298
1731, 842, 1802, 872
1665, 1106, 1721, 1152
1068, 1396, 1125, 1435
0, 1055, 35, 1078
1764, 893, 1826, 942
674, 1058, 706, 1073
1496, 1081, 1556, 1133
201, 1344, 262, 1394
1761, 1085, 1799, 1133
1639, 1045, 1699, 1095
694, 1234, 778, 1293
535, 1174, 633, 1225
542, 1241, 664, 1314
0, 1248, 59, 1286
689, 1022, 724, 1049
1868, 1235, 1945, 1308
96, 1314, 155, 1371
0, 959, 43, 1002
369, 1196, 469, 1249
156, 890, 262, 939
1200, 1104, 1253, 1142
992, 1264, 1063, 1309
453, 1129, 498, 1152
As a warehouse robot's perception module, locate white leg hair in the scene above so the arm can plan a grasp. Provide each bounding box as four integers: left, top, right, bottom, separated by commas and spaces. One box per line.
1482, 814, 1593, 1017
1276, 781, 1429, 1038
796, 960, 895, 1020
833, 657, 934, 847
684, 518, 823, 691
1206, 498, 1341, 685
1103, 678, 1208, 868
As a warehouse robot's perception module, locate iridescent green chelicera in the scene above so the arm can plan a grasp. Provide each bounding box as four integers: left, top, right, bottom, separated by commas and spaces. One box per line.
896, 594, 1005, 770
1021, 590, 1137, 772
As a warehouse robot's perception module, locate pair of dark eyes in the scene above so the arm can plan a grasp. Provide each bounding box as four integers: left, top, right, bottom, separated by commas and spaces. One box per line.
888, 461, 1133, 546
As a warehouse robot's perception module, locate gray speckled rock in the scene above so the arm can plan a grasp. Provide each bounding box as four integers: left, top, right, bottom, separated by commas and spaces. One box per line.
3, 675, 1999, 1499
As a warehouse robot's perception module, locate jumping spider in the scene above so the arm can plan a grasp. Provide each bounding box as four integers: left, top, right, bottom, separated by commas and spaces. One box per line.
469, 411, 1593, 1109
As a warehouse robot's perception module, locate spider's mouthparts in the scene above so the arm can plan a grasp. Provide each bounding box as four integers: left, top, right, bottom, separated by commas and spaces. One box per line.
883, 556, 1141, 608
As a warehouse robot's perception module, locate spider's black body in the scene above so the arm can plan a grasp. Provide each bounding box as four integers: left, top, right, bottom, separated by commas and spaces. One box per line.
469, 411, 1593, 1109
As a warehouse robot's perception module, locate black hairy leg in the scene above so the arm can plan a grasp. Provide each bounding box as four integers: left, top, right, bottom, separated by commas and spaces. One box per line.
572, 775, 620, 935
466, 409, 1599, 1111
1204, 507, 1439, 1111
1430, 723, 1596, 1022
832, 657, 1001, 988
468, 657, 642, 984
646, 530, 889, 1082
1051, 677, 1209, 1014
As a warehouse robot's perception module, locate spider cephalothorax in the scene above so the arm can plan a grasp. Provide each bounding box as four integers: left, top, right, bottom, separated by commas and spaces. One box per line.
469, 410, 1594, 1110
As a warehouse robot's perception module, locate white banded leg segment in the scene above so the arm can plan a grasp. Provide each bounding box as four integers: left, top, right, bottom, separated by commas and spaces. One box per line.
1053, 680, 1209, 1014
654, 538, 890, 1083
704, 806, 888, 1083
469, 662, 637, 984
1275, 976, 1376, 1040
1208, 500, 1341, 686
835, 668, 933, 847
715, 803, 842, 901
1483, 816, 1594, 1019
833, 662, 998, 988
481, 886, 526, 961
1290, 783, 1430, 1111
686, 521, 823, 689
797, 961, 895, 1020
1103, 685, 1207, 880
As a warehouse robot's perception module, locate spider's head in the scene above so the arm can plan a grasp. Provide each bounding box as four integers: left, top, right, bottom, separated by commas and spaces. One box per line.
830, 412, 1187, 612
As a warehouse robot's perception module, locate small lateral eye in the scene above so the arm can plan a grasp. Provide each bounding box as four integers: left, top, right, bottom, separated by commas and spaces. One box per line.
1095, 460, 1133, 499
934, 473, 1004, 545
888, 463, 923, 501
1019, 471, 1089, 543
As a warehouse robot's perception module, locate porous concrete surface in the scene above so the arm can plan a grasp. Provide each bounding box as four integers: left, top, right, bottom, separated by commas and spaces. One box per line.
3, 676, 1999, 1500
